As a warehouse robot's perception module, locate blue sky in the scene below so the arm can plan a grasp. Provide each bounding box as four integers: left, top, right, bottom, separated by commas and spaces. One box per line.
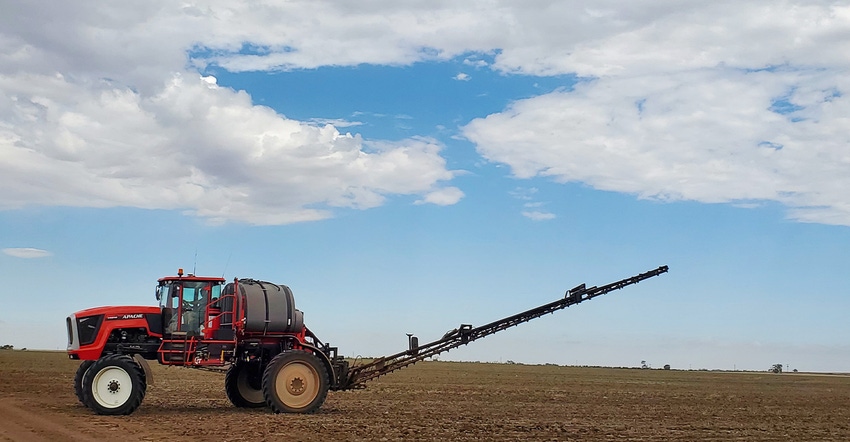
2, 1, 849, 372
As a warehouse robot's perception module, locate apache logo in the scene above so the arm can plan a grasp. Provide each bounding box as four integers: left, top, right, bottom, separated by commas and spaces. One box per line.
107, 313, 145, 320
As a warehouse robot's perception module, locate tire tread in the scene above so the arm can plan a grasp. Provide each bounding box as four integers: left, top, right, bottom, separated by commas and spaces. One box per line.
74, 360, 96, 407
225, 362, 266, 408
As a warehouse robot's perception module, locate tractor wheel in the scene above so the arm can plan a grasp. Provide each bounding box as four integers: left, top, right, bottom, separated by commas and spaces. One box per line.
81, 354, 147, 415
225, 361, 266, 408
74, 360, 96, 407
262, 351, 329, 413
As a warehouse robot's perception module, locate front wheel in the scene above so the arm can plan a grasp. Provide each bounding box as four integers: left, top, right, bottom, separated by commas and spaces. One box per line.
81, 354, 147, 415
262, 351, 329, 413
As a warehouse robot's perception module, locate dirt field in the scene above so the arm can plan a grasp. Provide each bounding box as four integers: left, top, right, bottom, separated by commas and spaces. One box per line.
1, 350, 849, 441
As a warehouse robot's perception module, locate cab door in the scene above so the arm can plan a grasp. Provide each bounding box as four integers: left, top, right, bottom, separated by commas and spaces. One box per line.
158, 283, 182, 336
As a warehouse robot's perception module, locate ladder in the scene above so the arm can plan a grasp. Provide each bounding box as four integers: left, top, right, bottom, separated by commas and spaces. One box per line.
157, 332, 197, 365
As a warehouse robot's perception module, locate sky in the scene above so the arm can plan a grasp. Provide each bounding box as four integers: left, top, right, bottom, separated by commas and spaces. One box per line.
1, 1, 849, 372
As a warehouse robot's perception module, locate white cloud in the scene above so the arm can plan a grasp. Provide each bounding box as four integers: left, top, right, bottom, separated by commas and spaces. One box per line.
415, 187, 465, 206
2, 2, 475, 225
522, 211, 556, 221
509, 187, 539, 201
463, 58, 489, 68
0, 73, 456, 224
4, 2, 847, 78
168, 2, 850, 80
3, 248, 52, 259
454, 73, 471, 81
309, 118, 364, 128
465, 68, 850, 225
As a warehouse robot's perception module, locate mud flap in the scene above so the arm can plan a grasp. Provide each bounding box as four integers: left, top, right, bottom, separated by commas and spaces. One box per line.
132, 354, 154, 386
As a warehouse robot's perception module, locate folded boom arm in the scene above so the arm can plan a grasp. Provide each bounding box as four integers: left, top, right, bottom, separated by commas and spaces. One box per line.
339, 265, 668, 389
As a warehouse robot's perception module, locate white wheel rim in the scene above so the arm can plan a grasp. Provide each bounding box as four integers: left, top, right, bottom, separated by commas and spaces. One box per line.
91, 366, 133, 409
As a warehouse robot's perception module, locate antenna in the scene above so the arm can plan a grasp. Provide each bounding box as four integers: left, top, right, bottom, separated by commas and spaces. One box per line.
193, 249, 197, 275
221, 251, 232, 278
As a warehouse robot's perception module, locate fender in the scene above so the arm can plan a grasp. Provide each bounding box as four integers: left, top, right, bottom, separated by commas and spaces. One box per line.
280, 335, 337, 386
300, 342, 337, 387
132, 354, 155, 386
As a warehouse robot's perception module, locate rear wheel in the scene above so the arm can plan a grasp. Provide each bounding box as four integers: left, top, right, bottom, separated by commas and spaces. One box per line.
74, 360, 95, 407
262, 351, 328, 413
81, 354, 146, 415
225, 361, 266, 408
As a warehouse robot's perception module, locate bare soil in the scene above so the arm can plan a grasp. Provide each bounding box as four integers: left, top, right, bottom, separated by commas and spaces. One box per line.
1, 350, 849, 441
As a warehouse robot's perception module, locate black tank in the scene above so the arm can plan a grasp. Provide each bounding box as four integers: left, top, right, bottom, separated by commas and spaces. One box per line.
221, 279, 304, 333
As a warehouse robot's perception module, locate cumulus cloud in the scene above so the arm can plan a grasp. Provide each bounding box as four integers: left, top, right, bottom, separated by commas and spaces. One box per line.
461, 2, 850, 226
0, 73, 457, 224
465, 57, 850, 224
3, 248, 52, 259
0, 2, 469, 225
415, 187, 465, 206
454, 73, 471, 81
172, 2, 850, 80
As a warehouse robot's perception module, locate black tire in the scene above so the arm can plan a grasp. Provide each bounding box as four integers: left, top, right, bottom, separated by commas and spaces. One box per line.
262, 351, 329, 414
74, 360, 96, 407
81, 354, 147, 415
225, 361, 266, 408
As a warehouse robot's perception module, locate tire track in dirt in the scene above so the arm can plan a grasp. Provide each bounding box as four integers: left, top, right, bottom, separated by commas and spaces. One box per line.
0, 398, 99, 442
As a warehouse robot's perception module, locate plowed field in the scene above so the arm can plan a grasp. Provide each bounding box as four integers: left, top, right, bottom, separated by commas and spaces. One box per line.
1, 350, 849, 441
